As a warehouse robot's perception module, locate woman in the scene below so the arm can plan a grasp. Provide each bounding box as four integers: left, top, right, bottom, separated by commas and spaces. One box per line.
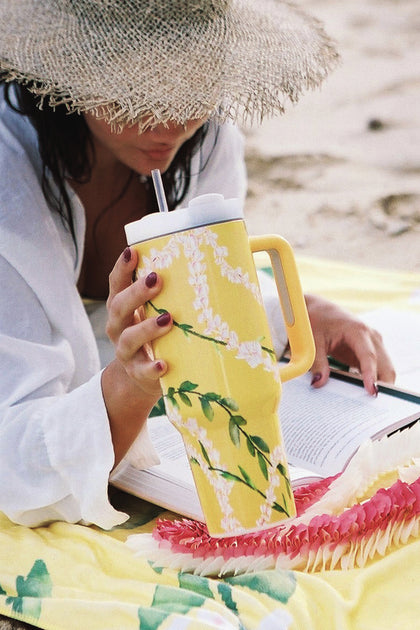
0, 0, 394, 529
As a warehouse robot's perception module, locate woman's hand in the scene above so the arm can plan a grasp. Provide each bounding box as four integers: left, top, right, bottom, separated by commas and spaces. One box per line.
102, 247, 172, 465
305, 294, 396, 396
106, 247, 172, 397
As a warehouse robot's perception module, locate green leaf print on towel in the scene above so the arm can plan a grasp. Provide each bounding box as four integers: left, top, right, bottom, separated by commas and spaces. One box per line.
226, 570, 297, 604
137, 606, 168, 630
4, 559, 52, 621
178, 572, 214, 601
217, 582, 238, 615
138, 584, 208, 629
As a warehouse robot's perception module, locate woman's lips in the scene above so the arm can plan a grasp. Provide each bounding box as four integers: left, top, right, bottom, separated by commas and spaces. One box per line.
144, 146, 175, 160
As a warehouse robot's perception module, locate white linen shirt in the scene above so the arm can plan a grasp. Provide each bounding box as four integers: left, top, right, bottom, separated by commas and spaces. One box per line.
0, 87, 257, 528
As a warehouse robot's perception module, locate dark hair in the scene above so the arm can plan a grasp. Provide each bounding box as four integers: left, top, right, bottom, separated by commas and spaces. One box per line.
3, 81, 213, 246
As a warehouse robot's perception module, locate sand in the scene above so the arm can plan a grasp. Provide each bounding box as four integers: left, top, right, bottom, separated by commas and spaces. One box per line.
243, 0, 420, 272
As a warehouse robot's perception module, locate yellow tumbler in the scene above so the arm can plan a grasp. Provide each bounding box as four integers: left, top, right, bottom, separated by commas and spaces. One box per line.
125, 193, 315, 536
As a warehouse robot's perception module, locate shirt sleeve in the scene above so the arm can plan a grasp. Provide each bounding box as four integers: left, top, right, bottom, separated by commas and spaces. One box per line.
0, 255, 128, 529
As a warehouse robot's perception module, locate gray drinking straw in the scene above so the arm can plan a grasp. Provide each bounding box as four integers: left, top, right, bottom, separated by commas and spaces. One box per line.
151, 169, 169, 213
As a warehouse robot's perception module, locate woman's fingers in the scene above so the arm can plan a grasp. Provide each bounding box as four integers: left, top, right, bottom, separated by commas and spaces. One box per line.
114, 311, 172, 394
361, 328, 396, 383
306, 294, 396, 396
105, 248, 174, 395
308, 332, 330, 388
343, 327, 379, 395
310, 321, 379, 395
116, 311, 172, 364
107, 247, 138, 304
106, 250, 164, 343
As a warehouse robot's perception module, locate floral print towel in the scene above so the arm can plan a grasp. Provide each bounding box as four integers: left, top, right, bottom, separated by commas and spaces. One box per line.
1, 488, 420, 630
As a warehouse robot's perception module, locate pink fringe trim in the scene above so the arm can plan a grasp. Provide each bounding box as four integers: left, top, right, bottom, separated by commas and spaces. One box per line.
152, 474, 420, 573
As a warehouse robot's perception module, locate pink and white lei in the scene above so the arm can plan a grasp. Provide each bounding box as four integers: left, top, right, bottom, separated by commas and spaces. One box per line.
127, 423, 420, 575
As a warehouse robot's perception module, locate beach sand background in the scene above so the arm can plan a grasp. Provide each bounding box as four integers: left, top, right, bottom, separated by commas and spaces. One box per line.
243, 0, 420, 272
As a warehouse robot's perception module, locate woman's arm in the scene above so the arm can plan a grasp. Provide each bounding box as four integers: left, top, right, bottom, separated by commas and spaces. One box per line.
0, 252, 171, 528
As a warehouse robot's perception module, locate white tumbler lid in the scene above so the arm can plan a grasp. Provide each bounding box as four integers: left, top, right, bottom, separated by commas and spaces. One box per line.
125, 193, 243, 245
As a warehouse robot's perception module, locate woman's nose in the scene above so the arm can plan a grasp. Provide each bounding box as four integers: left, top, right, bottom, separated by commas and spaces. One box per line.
147, 122, 186, 142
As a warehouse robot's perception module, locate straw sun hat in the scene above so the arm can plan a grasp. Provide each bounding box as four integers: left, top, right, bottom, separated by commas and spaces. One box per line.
0, 0, 338, 130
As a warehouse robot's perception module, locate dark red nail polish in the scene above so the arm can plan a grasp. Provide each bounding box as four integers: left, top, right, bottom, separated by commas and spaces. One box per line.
156, 311, 171, 327
372, 382, 379, 397
311, 372, 322, 386
145, 272, 157, 288
123, 247, 131, 263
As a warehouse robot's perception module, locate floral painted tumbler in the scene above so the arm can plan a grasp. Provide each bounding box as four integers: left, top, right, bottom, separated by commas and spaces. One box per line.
125, 194, 315, 537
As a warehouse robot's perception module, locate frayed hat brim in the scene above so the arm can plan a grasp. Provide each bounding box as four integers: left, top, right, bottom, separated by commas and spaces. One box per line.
0, 0, 339, 128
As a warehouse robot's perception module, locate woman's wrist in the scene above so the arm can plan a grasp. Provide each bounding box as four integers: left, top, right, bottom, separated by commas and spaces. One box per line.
101, 359, 160, 466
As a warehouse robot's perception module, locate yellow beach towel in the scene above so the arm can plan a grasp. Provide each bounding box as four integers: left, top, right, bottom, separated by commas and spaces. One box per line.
1, 257, 419, 629
1, 496, 420, 630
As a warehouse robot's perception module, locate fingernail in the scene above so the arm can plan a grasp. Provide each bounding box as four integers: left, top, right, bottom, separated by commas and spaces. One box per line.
311, 373, 322, 386
123, 247, 131, 263
372, 382, 379, 397
156, 311, 171, 327
145, 272, 157, 288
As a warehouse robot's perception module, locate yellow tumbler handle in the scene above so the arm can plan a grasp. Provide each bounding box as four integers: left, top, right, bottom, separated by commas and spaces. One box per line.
249, 234, 315, 382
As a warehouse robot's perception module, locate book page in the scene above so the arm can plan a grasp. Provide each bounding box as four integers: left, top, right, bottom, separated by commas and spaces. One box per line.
111, 417, 204, 520
112, 372, 420, 516
288, 464, 323, 487
146, 416, 195, 487
360, 308, 420, 392
280, 372, 420, 477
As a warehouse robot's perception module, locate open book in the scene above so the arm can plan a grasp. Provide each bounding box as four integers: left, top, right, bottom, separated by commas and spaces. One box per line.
110, 371, 420, 523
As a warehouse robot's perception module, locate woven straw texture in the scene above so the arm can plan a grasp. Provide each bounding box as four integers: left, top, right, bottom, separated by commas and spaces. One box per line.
0, 0, 338, 129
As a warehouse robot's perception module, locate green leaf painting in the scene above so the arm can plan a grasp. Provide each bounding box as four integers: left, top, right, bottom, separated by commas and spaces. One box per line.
229, 417, 241, 447
246, 436, 256, 456
220, 397, 239, 412
257, 452, 269, 480
200, 396, 214, 421
149, 396, 165, 417
199, 442, 212, 468
178, 391, 192, 406
164, 383, 293, 519
179, 381, 198, 392
204, 392, 222, 401
238, 466, 252, 487
148, 300, 275, 358
251, 435, 270, 453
